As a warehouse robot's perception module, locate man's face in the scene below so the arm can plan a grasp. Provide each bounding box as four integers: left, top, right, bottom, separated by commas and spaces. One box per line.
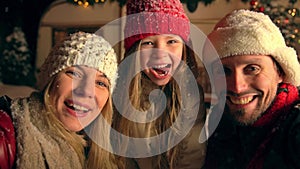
212, 55, 283, 125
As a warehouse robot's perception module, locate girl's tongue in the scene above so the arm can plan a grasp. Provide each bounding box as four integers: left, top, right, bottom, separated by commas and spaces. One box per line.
150, 64, 171, 78
153, 67, 168, 75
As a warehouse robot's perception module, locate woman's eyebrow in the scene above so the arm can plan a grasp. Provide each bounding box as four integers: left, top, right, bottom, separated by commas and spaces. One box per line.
96, 73, 108, 79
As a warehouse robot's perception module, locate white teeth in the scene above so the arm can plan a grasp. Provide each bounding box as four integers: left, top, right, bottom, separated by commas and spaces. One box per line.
67, 103, 89, 111
152, 64, 168, 69
158, 72, 167, 76
229, 96, 253, 105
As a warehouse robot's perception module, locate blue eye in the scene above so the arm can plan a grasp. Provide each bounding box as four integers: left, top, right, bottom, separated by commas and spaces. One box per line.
66, 70, 81, 78
96, 81, 109, 88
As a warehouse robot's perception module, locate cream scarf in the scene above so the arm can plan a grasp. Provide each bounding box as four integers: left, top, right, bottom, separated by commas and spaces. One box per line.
10, 93, 83, 169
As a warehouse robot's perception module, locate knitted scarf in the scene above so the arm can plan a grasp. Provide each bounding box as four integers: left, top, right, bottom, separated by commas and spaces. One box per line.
247, 83, 299, 169
10, 92, 83, 169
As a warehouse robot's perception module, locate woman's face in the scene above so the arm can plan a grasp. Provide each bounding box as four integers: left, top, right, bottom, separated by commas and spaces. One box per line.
49, 66, 110, 132
139, 34, 183, 86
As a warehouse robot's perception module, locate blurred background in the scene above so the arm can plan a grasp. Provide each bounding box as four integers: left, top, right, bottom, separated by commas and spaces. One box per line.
0, 0, 299, 99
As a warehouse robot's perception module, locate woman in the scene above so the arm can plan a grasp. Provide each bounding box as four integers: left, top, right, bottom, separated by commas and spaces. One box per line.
0, 32, 118, 169
112, 0, 207, 168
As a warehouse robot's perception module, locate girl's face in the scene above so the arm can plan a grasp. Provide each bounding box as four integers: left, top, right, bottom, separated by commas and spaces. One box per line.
139, 34, 183, 86
49, 66, 110, 132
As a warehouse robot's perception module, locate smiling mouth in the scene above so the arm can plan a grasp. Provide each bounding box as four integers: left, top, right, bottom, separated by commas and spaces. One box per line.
227, 96, 256, 105
151, 64, 171, 76
65, 101, 90, 113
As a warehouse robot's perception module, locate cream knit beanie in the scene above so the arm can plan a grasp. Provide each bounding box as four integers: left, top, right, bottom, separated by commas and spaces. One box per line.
206, 9, 300, 86
37, 32, 118, 93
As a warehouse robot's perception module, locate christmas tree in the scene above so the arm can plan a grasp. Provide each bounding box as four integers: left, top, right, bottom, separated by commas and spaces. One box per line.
0, 27, 36, 86
246, 0, 300, 50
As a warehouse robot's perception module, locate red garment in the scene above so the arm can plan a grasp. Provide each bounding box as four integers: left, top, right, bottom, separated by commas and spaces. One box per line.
247, 83, 299, 169
0, 110, 16, 169
205, 83, 300, 169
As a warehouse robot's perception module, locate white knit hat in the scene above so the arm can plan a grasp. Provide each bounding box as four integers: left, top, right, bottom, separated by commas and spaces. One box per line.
37, 32, 118, 93
205, 9, 300, 86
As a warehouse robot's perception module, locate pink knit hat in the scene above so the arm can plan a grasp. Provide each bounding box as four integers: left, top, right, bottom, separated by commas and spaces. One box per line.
124, 0, 190, 51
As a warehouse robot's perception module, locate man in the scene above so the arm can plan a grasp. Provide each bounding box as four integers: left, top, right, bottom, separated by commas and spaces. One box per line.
203, 9, 300, 169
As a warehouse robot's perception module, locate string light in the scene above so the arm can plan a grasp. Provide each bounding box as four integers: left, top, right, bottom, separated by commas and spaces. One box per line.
249, 0, 300, 48
66, 0, 107, 8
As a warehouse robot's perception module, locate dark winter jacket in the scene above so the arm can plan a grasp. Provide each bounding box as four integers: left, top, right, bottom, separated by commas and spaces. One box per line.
205, 84, 300, 169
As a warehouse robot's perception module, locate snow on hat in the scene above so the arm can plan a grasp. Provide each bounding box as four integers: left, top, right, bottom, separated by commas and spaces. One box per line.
206, 9, 300, 86
124, 0, 190, 51
37, 32, 118, 93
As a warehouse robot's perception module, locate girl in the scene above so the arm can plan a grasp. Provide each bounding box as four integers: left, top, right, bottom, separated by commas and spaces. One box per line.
112, 0, 207, 168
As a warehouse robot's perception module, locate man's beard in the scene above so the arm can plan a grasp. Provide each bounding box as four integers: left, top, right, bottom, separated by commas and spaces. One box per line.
227, 107, 262, 126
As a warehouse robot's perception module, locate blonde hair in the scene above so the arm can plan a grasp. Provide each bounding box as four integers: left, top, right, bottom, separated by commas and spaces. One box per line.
113, 40, 205, 169
44, 75, 118, 169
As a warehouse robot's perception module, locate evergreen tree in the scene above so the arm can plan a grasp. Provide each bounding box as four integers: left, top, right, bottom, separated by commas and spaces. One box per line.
0, 27, 36, 86
247, 0, 300, 49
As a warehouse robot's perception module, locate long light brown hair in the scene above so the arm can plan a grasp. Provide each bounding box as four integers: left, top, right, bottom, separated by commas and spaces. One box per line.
112, 39, 205, 169
44, 74, 118, 169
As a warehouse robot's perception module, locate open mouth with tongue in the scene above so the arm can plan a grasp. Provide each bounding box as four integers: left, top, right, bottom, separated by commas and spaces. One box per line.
149, 64, 171, 79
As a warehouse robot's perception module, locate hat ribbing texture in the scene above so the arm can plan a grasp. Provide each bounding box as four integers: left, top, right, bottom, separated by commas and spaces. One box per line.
207, 9, 300, 86
124, 0, 190, 51
37, 32, 118, 93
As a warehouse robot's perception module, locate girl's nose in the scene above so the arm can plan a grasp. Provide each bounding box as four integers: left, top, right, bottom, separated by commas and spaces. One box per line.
152, 45, 168, 59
